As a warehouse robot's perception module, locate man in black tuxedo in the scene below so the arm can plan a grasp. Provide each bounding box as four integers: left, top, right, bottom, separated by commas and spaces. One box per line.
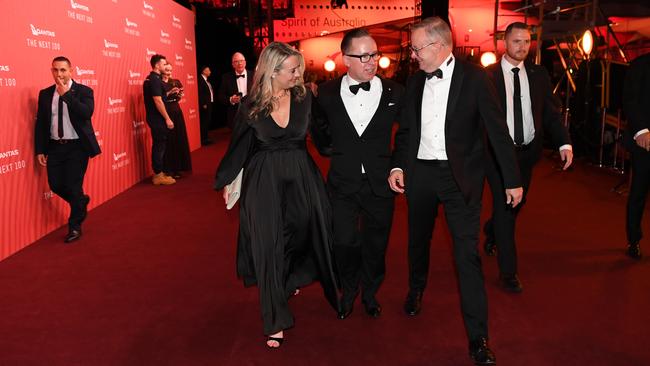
217, 52, 254, 129
483, 22, 573, 292
624, 52, 650, 259
313, 29, 404, 319
388, 17, 523, 365
34, 56, 101, 243
198, 65, 214, 145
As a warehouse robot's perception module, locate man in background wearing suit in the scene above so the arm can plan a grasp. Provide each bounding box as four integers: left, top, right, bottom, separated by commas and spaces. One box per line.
388, 17, 523, 364
313, 29, 404, 320
35, 56, 101, 243
198, 65, 214, 145
483, 22, 573, 292
624, 52, 650, 259
217, 52, 253, 129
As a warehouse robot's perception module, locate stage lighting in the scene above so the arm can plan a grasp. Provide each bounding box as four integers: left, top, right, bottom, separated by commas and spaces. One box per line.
480, 52, 497, 67
378, 56, 391, 69
582, 30, 594, 57
324, 59, 336, 72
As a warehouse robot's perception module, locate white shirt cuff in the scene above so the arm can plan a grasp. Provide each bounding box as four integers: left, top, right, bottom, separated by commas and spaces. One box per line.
390, 168, 403, 174
634, 129, 649, 140
559, 144, 572, 152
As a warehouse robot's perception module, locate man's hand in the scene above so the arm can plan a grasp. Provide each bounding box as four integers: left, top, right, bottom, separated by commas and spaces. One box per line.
37, 154, 47, 167
165, 118, 174, 129
560, 149, 573, 170
636, 132, 650, 151
55, 78, 69, 96
505, 187, 524, 208
230, 94, 241, 105
388, 170, 405, 194
202, 104, 207, 109
222, 188, 229, 205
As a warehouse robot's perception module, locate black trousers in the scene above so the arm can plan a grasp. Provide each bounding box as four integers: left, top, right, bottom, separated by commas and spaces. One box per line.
147, 120, 168, 174
406, 159, 487, 341
46, 140, 89, 231
484, 147, 535, 275
199, 103, 212, 141
627, 145, 650, 244
331, 177, 394, 307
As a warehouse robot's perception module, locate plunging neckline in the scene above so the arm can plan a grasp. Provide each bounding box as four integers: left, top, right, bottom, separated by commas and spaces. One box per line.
271, 95, 291, 129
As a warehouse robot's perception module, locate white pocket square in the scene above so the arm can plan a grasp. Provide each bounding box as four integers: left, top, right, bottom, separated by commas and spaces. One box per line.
388, 102, 396, 106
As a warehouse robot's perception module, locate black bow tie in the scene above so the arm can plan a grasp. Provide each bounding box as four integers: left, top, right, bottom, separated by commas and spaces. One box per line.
426, 69, 443, 80
349, 81, 371, 95
236, 74, 245, 79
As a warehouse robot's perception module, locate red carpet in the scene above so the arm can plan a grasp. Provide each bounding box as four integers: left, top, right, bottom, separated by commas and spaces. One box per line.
1, 128, 649, 365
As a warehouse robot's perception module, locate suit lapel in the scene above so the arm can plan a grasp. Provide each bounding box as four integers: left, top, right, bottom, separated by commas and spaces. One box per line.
44, 85, 56, 119
413, 71, 426, 143
331, 77, 359, 136
360, 78, 391, 137
525, 62, 542, 131
493, 65, 507, 114
445, 60, 465, 131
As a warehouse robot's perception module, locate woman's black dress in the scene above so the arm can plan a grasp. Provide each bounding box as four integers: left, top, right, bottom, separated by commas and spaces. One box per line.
215, 91, 339, 335
163, 78, 192, 173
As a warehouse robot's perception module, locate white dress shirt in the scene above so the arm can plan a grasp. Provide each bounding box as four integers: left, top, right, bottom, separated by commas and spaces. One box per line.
501, 57, 535, 145
236, 71, 247, 96
340, 74, 382, 173
50, 79, 79, 140
418, 55, 455, 160
202, 74, 213, 102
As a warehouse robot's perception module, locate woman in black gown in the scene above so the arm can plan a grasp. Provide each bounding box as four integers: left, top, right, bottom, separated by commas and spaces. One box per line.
214, 42, 339, 348
162, 64, 192, 178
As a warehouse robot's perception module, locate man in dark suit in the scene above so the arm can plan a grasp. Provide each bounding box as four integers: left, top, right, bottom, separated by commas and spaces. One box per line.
483, 22, 573, 292
34, 56, 101, 243
388, 17, 523, 365
217, 52, 254, 129
624, 52, 650, 259
198, 65, 214, 145
313, 29, 404, 320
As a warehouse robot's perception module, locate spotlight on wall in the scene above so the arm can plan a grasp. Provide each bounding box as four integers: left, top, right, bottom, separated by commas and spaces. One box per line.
480, 51, 497, 67
324, 59, 336, 72
378, 56, 391, 69
581, 29, 594, 57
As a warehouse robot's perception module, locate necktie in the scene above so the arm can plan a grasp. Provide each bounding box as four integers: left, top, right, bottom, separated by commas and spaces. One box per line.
425, 69, 443, 80
512, 67, 524, 145
235, 74, 245, 79
57, 96, 64, 139
349, 81, 371, 95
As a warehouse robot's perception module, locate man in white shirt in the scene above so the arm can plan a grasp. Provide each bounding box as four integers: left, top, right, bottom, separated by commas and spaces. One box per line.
198, 65, 214, 145
217, 52, 254, 128
313, 29, 404, 320
483, 22, 573, 292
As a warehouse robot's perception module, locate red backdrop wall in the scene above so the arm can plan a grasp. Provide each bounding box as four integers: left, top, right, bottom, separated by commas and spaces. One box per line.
0, 0, 199, 260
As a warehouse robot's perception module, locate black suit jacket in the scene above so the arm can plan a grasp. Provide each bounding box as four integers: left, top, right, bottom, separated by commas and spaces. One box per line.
485, 60, 570, 161
391, 59, 521, 205
217, 69, 254, 127
624, 52, 650, 148
34, 81, 100, 157
198, 75, 213, 108
313, 77, 404, 198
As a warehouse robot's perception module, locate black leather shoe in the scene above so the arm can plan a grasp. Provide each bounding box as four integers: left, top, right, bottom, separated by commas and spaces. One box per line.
469, 337, 496, 365
64, 229, 82, 243
498, 273, 523, 293
627, 242, 642, 259
404, 291, 423, 316
364, 304, 382, 318
484, 239, 497, 256
338, 302, 353, 320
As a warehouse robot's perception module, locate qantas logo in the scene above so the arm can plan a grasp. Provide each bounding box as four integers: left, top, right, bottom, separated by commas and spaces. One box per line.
143, 1, 153, 10
146, 48, 156, 56
0, 65, 10, 72
185, 38, 192, 45
30, 24, 56, 37
173, 15, 180, 22
160, 30, 169, 37
125, 18, 138, 27
76, 66, 95, 76
108, 97, 123, 106
104, 39, 119, 48
113, 152, 127, 161
129, 70, 141, 78
70, 0, 89, 11
175, 54, 183, 61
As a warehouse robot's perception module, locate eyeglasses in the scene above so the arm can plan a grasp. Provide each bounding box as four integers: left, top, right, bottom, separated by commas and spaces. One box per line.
410, 41, 439, 57
345, 51, 382, 63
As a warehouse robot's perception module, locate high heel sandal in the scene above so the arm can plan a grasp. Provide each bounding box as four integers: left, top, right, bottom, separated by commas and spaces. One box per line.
266, 336, 284, 349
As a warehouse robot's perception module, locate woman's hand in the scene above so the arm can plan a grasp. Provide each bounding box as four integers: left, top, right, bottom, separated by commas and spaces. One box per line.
222, 188, 229, 205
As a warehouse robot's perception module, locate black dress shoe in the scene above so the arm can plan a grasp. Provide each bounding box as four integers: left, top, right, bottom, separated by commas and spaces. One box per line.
338, 303, 353, 320
484, 239, 497, 256
627, 242, 642, 259
469, 337, 496, 365
498, 273, 523, 293
64, 229, 82, 243
404, 291, 423, 316
364, 304, 382, 318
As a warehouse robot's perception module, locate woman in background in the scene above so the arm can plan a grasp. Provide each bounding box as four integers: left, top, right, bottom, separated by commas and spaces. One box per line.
214, 42, 339, 348
162, 64, 192, 178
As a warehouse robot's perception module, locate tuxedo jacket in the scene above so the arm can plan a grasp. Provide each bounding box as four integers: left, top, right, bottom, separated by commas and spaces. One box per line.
391, 59, 521, 205
198, 75, 213, 108
34, 81, 101, 157
313, 77, 404, 198
485, 60, 570, 162
623, 52, 650, 149
217, 69, 254, 126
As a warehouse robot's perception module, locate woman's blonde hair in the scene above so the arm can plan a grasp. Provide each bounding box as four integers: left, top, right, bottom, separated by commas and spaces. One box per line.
248, 42, 306, 120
